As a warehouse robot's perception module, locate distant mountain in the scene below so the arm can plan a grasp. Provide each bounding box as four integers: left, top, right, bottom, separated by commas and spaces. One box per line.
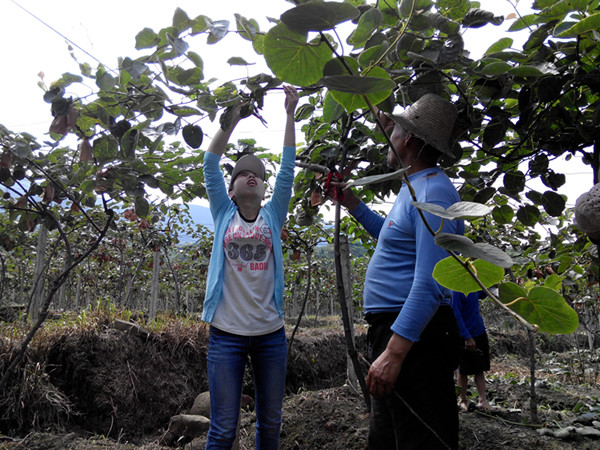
185, 204, 214, 231
170, 203, 214, 244
174, 204, 339, 249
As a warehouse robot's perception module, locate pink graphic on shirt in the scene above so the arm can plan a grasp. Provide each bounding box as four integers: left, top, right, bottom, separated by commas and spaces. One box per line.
224, 222, 273, 272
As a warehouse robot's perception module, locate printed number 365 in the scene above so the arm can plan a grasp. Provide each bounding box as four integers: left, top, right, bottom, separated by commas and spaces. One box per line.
227, 243, 267, 262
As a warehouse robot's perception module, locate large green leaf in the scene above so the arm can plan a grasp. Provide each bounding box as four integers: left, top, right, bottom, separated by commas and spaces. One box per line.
326, 68, 395, 112
484, 37, 513, 55
182, 124, 203, 149
135, 28, 160, 49
347, 7, 383, 48
281, 1, 360, 33
172, 8, 192, 33
263, 24, 333, 86
492, 205, 514, 224
93, 135, 119, 163
121, 58, 149, 81
435, 233, 514, 268
322, 91, 345, 123
235, 13, 260, 41
135, 196, 150, 218
541, 191, 566, 217
412, 201, 492, 220
462, 8, 504, 28
320, 74, 396, 95
358, 43, 389, 68
504, 171, 525, 192
433, 257, 505, 293
539, 0, 589, 20
428, 12, 460, 35
206, 19, 229, 44
557, 13, 600, 37
498, 283, 579, 334
120, 129, 139, 159
473, 187, 496, 204
516, 204, 540, 226
507, 13, 537, 32
480, 61, 512, 76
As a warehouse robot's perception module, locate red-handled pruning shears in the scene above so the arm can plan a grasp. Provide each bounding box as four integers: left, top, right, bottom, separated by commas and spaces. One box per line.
323, 171, 344, 202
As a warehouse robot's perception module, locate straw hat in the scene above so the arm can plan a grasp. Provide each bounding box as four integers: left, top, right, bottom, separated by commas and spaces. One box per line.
390, 93, 457, 156
229, 154, 265, 191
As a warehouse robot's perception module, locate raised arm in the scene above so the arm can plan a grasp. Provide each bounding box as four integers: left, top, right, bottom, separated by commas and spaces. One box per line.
206, 106, 243, 156
283, 85, 299, 147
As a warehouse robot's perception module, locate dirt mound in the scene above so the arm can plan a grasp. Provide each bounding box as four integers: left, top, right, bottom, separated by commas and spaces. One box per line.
3, 321, 600, 449
1, 321, 366, 443
45, 325, 208, 439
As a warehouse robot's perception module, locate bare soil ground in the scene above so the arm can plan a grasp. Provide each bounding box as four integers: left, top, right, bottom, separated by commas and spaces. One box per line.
2, 319, 600, 449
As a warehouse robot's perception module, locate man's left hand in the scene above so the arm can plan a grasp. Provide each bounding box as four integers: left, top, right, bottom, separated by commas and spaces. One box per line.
366, 333, 413, 398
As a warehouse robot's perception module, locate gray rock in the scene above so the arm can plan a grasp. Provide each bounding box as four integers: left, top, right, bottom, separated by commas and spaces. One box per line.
190, 391, 211, 417
112, 319, 150, 339
553, 426, 576, 439
576, 426, 600, 438
162, 414, 210, 446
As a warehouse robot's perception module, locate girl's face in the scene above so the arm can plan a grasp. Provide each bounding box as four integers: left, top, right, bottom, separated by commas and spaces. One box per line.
229, 170, 266, 201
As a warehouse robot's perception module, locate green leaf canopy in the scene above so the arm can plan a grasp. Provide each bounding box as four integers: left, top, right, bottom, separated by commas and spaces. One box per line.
281, 1, 360, 33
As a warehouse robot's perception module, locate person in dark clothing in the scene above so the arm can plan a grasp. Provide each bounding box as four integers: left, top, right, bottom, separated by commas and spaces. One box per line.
451, 291, 493, 411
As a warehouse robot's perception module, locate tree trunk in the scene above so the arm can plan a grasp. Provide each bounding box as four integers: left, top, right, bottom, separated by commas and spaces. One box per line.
162, 247, 181, 312
29, 224, 48, 320
15, 262, 24, 304
330, 292, 334, 316
315, 290, 320, 322
340, 235, 360, 393
289, 253, 313, 354
150, 250, 161, 321
75, 276, 82, 309
528, 329, 539, 423
125, 253, 146, 309
290, 281, 298, 318
333, 202, 370, 410
0, 253, 5, 306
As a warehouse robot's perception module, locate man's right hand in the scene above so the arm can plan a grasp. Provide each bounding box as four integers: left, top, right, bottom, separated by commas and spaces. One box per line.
322, 179, 360, 210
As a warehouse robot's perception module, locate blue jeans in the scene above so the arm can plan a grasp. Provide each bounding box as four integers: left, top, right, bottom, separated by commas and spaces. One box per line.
206, 326, 287, 450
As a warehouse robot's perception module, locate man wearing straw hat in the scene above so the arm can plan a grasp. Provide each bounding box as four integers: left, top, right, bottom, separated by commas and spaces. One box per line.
325, 93, 464, 449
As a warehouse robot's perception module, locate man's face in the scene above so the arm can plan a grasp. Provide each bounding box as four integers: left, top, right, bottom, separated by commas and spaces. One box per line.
229, 170, 265, 201
387, 124, 407, 169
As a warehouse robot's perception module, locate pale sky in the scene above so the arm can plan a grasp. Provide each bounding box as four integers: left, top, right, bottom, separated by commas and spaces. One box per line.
1, 0, 529, 139
0, 0, 592, 210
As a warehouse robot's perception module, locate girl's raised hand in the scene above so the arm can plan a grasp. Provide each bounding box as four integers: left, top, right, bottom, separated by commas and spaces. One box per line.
283, 85, 299, 116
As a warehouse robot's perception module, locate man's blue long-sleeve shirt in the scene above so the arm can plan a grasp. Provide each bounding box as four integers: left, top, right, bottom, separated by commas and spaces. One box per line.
350, 167, 464, 342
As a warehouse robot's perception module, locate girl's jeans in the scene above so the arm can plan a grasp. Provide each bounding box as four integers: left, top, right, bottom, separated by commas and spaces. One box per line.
206, 326, 287, 450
